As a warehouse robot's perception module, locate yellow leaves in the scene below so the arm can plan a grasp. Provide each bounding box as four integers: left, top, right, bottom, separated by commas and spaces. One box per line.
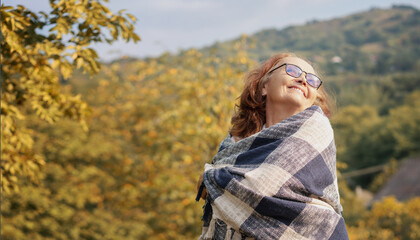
147, 130, 157, 138
149, 88, 160, 97
60, 61, 73, 79
407, 198, 420, 218
1, 6, 14, 11
1, 5, 30, 33
4, 31, 23, 54
183, 155, 193, 165
2, 20, 254, 236
76, 57, 84, 69
174, 121, 182, 129
336, 161, 348, 171
349, 196, 420, 239
370, 197, 403, 220
144, 159, 154, 169
123, 158, 133, 165
181, 198, 191, 206
239, 56, 248, 64
126, 13, 136, 22
1, 1, 147, 238
99, 80, 110, 87
204, 116, 212, 124
51, 17, 70, 37
168, 68, 178, 75
51, 60, 60, 70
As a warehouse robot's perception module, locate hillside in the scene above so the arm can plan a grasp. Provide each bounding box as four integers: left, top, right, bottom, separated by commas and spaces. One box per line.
201, 5, 420, 75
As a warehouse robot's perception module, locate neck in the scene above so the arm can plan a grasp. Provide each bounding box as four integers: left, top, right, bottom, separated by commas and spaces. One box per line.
265, 103, 304, 127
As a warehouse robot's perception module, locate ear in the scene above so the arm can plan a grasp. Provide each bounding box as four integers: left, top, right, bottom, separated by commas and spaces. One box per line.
262, 79, 267, 96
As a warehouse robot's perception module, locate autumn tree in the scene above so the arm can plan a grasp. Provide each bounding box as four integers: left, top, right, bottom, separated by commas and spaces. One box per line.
1, 0, 140, 192
348, 197, 420, 239
1, 30, 254, 238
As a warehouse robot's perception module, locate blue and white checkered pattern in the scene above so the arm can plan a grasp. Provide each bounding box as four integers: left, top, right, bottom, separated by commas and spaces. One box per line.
199, 106, 349, 240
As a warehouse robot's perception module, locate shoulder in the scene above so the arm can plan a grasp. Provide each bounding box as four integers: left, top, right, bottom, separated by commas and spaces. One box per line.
217, 134, 236, 152
291, 106, 335, 151
306, 105, 333, 132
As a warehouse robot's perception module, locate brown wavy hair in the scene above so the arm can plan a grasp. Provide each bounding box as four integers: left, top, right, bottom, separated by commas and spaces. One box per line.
230, 53, 334, 139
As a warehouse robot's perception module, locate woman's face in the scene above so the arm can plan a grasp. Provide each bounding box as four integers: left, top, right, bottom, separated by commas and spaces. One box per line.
262, 57, 318, 114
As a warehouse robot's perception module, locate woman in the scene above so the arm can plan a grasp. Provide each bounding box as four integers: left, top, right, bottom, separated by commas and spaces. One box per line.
196, 53, 349, 240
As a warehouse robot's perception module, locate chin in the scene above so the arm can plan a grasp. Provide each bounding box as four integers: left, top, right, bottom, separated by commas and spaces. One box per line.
287, 99, 311, 110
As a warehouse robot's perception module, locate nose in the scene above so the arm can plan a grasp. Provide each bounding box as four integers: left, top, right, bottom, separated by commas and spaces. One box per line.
295, 74, 307, 86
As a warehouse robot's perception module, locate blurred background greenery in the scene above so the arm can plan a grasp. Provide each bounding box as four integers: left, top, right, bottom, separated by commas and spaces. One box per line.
1, 1, 420, 239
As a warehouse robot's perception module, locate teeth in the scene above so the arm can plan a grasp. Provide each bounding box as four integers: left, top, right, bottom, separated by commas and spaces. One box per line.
290, 87, 304, 96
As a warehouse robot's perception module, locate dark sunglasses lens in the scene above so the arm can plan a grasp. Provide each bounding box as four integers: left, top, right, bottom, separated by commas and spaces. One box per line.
306, 74, 321, 88
286, 65, 302, 78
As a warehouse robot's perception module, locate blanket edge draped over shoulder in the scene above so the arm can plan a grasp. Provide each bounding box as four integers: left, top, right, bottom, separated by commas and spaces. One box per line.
198, 106, 349, 240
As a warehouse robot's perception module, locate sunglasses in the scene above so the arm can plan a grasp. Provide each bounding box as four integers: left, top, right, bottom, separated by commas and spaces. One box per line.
268, 63, 322, 89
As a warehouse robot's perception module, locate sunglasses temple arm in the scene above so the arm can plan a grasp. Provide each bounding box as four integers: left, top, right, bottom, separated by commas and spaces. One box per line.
268, 64, 286, 75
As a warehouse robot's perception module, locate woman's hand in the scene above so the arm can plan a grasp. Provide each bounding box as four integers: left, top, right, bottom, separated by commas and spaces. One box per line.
196, 173, 207, 200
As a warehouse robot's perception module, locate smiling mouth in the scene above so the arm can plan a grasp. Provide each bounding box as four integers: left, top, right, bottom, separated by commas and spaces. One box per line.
289, 87, 306, 97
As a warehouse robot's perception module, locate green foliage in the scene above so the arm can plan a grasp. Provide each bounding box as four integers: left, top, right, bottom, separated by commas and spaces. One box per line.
332, 91, 420, 187
332, 106, 392, 170
201, 6, 420, 75
1, 1, 139, 193
386, 91, 420, 157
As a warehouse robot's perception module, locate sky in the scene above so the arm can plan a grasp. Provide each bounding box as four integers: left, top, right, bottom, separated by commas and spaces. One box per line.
4, 0, 420, 61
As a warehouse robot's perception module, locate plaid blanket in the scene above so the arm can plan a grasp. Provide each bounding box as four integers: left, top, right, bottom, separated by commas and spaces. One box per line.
198, 106, 349, 240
